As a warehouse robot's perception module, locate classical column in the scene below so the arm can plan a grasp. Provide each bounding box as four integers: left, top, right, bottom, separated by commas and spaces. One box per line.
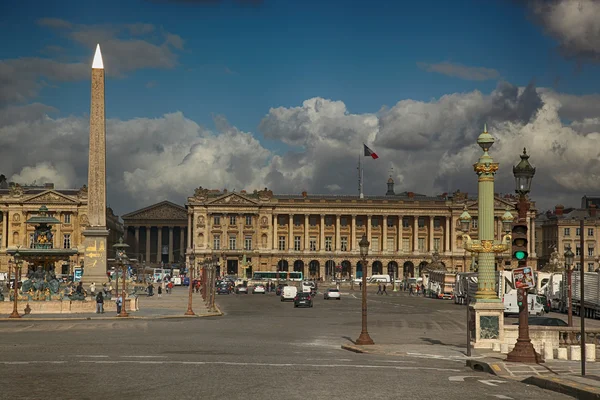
55, 212, 62, 248
497, 218, 503, 241
134, 227, 140, 258
179, 226, 185, 260
320, 214, 325, 251
145, 226, 151, 265
205, 213, 211, 249
367, 215, 372, 247
351, 215, 357, 251
289, 214, 294, 251
304, 214, 309, 251
445, 218, 450, 252
168, 227, 174, 263
382, 215, 388, 252
187, 213, 192, 250
449, 217, 454, 253
529, 216, 536, 257
83, 44, 109, 285
429, 217, 434, 251
1, 211, 6, 248
157, 226, 162, 264
397, 216, 403, 253
335, 215, 341, 251
273, 214, 278, 250
413, 216, 418, 252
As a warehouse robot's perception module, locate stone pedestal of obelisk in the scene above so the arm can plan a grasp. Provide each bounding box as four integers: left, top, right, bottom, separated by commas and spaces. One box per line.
83, 44, 109, 285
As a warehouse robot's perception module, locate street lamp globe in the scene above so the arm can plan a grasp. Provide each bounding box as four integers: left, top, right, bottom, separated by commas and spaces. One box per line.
564, 246, 574, 269
359, 235, 370, 258
502, 207, 514, 233
458, 205, 472, 233
513, 148, 536, 195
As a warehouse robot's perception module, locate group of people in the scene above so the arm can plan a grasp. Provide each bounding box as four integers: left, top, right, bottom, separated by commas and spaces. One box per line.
145, 280, 175, 297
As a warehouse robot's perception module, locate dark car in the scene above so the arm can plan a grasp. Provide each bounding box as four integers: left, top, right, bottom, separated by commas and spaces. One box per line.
512, 317, 568, 326
294, 292, 313, 308
217, 285, 230, 295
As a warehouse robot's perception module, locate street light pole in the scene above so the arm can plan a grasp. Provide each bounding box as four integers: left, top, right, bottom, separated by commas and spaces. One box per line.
355, 234, 374, 345
9, 251, 22, 319
564, 246, 574, 327
506, 148, 541, 363
113, 237, 130, 318
209, 256, 218, 313
185, 251, 196, 316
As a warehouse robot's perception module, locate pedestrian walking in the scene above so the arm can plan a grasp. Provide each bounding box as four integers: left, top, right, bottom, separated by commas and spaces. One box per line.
377, 283, 382, 295
409, 285, 414, 296
359, 281, 362, 291
167, 281, 174, 294
147, 283, 154, 296
89, 282, 96, 296
157, 285, 162, 298
382, 284, 388, 295
95, 291, 104, 314
115, 295, 122, 315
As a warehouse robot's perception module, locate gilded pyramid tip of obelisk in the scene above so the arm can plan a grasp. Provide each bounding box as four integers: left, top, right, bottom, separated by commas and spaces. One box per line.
92, 44, 104, 69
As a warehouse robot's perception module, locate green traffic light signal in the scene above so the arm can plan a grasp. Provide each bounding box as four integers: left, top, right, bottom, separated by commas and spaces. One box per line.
514, 251, 527, 260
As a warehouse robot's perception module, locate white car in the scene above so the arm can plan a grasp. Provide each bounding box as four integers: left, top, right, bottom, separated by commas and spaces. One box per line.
324, 288, 341, 300
253, 285, 266, 294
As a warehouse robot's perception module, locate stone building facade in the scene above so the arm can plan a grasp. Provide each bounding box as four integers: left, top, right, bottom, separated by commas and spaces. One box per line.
122, 201, 188, 266
185, 181, 538, 279
0, 182, 123, 275
537, 201, 600, 272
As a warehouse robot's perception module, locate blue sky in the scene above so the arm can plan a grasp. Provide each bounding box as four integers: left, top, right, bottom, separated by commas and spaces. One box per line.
2, 0, 600, 213
2, 0, 597, 138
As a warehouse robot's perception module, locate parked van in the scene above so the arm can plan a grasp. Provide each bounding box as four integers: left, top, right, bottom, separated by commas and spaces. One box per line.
503, 291, 545, 316
368, 275, 391, 284
281, 286, 298, 302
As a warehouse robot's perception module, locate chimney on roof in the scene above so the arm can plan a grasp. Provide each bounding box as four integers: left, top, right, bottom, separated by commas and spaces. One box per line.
44, 183, 54, 189
590, 204, 597, 218
407, 192, 414, 198
555, 204, 564, 216
302, 190, 307, 198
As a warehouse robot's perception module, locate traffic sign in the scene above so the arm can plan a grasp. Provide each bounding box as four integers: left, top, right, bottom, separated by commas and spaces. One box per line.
512, 266, 535, 289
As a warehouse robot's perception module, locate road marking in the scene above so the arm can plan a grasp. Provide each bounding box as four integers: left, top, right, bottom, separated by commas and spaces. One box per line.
306, 358, 352, 362
378, 360, 417, 364
0, 361, 67, 365
491, 364, 501, 372
74, 355, 109, 358
120, 355, 167, 358
77, 360, 461, 371
492, 395, 513, 399
478, 379, 507, 387
448, 376, 478, 382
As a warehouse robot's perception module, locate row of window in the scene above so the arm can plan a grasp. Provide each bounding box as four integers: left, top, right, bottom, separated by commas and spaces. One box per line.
564, 228, 595, 236
565, 244, 597, 257
211, 234, 441, 252
211, 214, 457, 229
27, 233, 72, 249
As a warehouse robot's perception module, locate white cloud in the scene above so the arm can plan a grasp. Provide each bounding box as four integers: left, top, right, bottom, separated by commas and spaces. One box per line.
417, 61, 500, 81
2, 81, 600, 215
528, 0, 600, 62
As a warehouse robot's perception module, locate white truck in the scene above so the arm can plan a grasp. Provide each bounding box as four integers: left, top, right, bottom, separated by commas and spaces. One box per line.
569, 271, 600, 319
537, 272, 563, 311
503, 290, 546, 315
427, 270, 456, 299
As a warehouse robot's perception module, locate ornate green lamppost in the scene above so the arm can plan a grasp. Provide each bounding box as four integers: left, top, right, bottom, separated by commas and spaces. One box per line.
112, 238, 130, 318
458, 125, 513, 348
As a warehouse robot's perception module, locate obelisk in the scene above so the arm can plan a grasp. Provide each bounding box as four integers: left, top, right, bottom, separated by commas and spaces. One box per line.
83, 44, 109, 285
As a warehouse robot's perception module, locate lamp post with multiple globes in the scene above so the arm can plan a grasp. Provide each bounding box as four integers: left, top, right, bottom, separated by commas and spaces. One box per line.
355, 234, 374, 345
112, 238, 130, 318
185, 251, 196, 316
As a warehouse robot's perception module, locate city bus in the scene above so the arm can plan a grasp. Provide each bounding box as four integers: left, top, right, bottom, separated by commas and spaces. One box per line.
252, 271, 303, 282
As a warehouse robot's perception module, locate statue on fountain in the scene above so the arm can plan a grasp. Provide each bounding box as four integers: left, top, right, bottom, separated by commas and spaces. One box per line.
21, 266, 62, 300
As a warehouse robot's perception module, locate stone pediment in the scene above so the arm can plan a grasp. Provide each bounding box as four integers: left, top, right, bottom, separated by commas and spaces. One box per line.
207, 193, 259, 206
122, 201, 187, 221
25, 190, 77, 204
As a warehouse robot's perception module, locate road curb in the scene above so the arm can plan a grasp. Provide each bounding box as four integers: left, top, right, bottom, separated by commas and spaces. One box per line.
0, 311, 223, 321
522, 376, 600, 400
341, 344, 372, 354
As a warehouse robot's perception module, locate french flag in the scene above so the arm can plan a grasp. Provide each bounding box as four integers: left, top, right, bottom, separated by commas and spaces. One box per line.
363, 144, 379, 159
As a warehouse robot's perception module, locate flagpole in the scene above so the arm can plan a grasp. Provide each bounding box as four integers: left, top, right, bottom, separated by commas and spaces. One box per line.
358, 151, 364, 199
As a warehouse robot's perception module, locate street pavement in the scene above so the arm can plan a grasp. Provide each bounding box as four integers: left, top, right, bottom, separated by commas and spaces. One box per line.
0, 286, 576, 399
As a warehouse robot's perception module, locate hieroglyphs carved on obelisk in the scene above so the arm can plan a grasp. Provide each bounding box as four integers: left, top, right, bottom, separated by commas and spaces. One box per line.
83, 44, 109, 284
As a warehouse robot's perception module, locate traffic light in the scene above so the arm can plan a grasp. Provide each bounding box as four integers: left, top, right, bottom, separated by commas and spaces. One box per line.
512, 222, 528, 262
